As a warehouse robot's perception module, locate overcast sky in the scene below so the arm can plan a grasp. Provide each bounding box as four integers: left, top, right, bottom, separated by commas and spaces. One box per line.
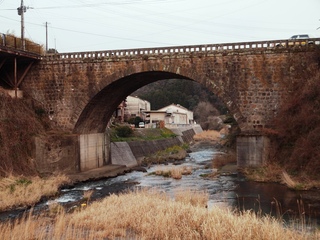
0, 0, 319, 53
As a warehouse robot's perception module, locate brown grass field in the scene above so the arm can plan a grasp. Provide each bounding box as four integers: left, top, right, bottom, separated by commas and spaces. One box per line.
0, 174, 70, 211
0, 188, 318, 239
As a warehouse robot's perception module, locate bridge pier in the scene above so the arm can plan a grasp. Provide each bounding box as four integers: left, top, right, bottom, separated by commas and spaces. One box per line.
236, 134, 270, 167
34, 132, 111, 174
79, 133, 111, 171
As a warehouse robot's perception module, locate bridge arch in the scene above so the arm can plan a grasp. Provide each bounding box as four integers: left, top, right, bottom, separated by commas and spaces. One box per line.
21, 40, 320, 135
73, 70, 242, 134
18, 40, 320, 170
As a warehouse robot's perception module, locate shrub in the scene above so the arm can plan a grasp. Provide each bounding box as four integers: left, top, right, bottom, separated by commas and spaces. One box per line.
127, 116, 143, 127
160, 128, 176, 138
115, 125, 133, 138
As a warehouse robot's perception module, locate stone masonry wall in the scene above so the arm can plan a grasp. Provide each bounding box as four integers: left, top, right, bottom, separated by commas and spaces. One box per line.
21, 46, 320, 134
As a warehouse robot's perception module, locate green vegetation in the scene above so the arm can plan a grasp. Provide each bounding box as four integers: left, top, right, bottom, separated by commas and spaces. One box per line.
110, 126, 176, 142
113, 125, 133, 138
159, 127, 176, 138
140, 144, 188, 166
127, 116, 143, 127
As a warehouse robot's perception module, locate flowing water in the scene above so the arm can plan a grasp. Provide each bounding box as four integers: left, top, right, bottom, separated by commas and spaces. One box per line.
1, 142, 320, 227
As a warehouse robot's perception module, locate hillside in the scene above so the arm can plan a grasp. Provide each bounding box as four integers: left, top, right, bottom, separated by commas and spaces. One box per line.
0, 89, 49, 176
133, 79, 228, 129
267, 72, 320, 179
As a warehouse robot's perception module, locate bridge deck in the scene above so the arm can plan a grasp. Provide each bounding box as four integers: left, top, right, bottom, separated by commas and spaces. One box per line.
0, 46, 41, 93
45, 38, 320, 61
0, 47, 41, 61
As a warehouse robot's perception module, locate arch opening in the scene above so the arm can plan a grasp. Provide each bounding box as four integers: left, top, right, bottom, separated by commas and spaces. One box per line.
73, 71, 242, 134
74, 71, 190, 134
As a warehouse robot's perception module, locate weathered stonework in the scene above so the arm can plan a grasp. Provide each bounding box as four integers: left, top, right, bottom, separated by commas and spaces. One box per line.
21, 42, 320, 135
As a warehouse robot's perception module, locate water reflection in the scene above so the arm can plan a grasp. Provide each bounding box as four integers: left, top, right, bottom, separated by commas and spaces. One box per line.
234, 180, 320, 225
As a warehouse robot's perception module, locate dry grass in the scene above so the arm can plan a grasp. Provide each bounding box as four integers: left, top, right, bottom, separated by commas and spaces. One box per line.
0, 189, 317, 240
212, 152, 237, 169
193, 130, 221, 142
0, 91, 50, 176
154, 165, 193, 179
270, 72, 320, 178
0, 174, 70, 211
282, 171, 297, 189
174, 189, 208, 208
240, 162, 284, 183
241, 163, 320, 190
4, 34, 44, 54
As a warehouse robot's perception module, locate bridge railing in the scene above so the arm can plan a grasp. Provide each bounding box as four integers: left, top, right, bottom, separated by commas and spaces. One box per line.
45, 38, 320, 61
0, 33, 43, 55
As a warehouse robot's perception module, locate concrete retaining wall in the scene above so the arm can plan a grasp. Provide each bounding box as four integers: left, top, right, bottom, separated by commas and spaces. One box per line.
34, 134, 80, 175
34, 126, 202, 174
34, 132, 111, 174
33, 126, 270, 173
110, 142, 138, 167
111, 126, 202, 167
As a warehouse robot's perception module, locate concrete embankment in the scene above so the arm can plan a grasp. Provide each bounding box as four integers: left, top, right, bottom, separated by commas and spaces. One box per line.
111, 125, 202, 167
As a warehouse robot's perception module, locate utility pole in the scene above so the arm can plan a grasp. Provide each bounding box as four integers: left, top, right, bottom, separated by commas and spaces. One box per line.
45, 22, 48, 52
17, 0, 26, 50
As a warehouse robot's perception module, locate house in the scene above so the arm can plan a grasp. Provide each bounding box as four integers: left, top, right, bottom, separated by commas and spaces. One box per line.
145, 104, 194, 127
115, 96, 150, 122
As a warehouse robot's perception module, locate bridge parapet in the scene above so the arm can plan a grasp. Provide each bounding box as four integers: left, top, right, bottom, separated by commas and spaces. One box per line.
0, 33, 43, 56
45, 38, 320, 61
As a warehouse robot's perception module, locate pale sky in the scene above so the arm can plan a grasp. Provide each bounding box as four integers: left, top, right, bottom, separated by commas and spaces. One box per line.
0, 0, 319, 53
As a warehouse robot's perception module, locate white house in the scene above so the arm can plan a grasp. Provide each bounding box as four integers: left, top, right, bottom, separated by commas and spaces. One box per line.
146, 104, 194, 127
115, 96, 150, 122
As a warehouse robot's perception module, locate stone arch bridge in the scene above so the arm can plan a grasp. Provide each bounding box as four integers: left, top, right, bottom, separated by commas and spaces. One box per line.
19, 39, 320, 171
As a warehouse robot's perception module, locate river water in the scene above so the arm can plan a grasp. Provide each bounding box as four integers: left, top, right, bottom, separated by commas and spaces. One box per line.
1, 142, 320, 227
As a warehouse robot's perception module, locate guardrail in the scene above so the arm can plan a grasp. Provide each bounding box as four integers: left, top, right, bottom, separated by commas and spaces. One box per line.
0, 33, 43, 55
45, 38, 320, 61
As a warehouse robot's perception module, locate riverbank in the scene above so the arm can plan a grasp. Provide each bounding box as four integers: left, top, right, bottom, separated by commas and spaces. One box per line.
194, 130, 320, 190
1, 136, 320, 239
0, 127, 198, 212
0, 129, 317, 213
0, 189, 317, 239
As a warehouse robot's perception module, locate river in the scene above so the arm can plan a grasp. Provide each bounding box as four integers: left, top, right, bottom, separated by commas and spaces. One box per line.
1, 142, 320, 228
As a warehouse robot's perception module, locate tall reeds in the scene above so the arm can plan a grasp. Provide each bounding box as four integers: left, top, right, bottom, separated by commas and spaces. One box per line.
0, 174, 70, 211
0, 189, 316, 239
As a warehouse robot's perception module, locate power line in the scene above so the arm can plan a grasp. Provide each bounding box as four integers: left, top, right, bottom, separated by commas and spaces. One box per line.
0, 0, 180, 10
0, 15, 175, 46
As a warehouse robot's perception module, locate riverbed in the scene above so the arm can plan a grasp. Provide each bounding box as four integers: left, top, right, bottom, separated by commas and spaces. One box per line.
53, 141, 320, 226
1, 141, 320, 227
